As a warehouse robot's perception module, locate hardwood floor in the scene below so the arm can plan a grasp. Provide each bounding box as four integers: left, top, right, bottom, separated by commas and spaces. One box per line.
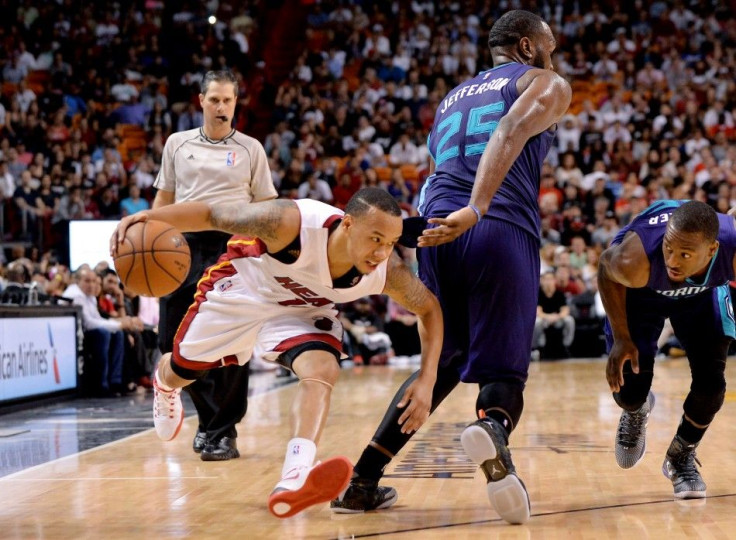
2, 358, 735, 539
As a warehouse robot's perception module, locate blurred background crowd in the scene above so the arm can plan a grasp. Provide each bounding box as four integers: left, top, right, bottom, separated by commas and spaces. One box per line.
1, 0, 735, 393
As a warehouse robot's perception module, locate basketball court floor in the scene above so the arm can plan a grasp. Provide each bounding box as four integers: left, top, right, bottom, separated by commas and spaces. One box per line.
2, 358, 735, 538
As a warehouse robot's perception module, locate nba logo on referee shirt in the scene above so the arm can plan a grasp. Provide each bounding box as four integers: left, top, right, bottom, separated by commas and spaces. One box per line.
226, 152, 236, 166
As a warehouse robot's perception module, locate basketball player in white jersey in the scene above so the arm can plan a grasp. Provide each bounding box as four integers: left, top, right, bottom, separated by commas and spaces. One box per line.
111, 188, 442, 518
154, 70, 277, 462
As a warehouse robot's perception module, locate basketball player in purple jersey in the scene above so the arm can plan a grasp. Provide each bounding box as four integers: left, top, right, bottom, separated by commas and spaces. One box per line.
332, 11, 571, 524
599, 200, 736, 499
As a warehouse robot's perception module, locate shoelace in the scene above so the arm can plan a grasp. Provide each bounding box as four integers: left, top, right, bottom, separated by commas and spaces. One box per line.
352, 479, 378, 493
669, 449, 702, 481
154, 387, 177, 418
339, 480, 379, 504
617, 409, 646, 447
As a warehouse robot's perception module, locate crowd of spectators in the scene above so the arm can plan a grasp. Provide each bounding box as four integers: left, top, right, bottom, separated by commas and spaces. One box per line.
261, 0, 736, 359
2, 1, 736, 367
0, 0, 260, 263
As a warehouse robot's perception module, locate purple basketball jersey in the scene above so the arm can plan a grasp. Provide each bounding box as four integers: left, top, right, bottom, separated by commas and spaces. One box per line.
612, 200, 736, 297
420, 62, 557, 239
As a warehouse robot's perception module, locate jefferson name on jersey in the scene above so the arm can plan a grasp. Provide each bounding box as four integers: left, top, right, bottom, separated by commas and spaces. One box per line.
440, 75, 510, 114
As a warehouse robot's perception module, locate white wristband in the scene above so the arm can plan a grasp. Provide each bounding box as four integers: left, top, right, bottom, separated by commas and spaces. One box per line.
468, 204, 482, 222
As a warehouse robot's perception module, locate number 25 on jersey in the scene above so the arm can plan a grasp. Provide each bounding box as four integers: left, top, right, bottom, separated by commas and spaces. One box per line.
433, 101, 506, 167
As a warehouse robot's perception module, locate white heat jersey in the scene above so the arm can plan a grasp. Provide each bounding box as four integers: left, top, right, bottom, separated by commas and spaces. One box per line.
173, 199, 389, 368
224, 199, 388, 307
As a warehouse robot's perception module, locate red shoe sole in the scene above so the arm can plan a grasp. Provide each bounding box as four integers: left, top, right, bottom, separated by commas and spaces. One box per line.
268, 456, 353, 518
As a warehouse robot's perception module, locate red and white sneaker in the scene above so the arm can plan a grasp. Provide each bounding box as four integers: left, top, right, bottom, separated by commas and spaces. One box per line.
152, 378, 183, 441
268, 456, 353, 518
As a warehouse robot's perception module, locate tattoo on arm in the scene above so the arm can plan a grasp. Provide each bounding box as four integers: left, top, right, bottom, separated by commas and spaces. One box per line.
384, 253, 433, 314
210, 199, 294, 242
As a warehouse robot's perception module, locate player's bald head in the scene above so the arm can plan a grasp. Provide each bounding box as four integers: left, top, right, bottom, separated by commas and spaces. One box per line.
669, 201, 719, 243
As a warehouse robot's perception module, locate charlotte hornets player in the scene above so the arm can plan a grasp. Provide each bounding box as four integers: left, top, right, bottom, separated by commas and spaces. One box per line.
599, 200, 736, 499
333, 10, 571, 524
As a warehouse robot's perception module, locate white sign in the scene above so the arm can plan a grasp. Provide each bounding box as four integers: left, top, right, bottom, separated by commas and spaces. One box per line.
0, 316, 77, 402
69, 220, 120, 271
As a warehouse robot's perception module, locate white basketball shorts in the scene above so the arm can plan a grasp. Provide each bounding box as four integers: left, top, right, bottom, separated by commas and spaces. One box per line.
171, 269, 344, 372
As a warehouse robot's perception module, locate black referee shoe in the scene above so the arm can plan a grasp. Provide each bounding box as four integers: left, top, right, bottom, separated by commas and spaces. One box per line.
192, 430, 207, 454
200, 436, 240, 461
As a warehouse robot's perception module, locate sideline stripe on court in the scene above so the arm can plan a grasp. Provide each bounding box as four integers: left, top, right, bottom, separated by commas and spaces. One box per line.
0, 374, 298, 480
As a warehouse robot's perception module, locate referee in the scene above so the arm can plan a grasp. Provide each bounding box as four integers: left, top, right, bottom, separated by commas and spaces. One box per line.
153, 69, 277, 460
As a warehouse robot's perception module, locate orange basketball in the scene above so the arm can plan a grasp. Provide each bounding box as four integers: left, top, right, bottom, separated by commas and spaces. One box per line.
113, 219, 191, 297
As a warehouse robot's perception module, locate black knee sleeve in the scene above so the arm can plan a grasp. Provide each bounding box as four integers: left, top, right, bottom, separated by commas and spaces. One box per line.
683, 339, 729, 426
476, 380, 524, 433
613, 370, 654, 412
683, 375, 726, 426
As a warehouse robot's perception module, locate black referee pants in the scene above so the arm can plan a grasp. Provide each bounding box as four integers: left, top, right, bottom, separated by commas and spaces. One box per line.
159, 231, 249, 443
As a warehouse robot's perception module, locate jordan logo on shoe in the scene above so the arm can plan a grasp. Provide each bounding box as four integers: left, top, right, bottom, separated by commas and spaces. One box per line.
187, 154, 195, 160
489, 462, 507, 480
484, 458, 507, 481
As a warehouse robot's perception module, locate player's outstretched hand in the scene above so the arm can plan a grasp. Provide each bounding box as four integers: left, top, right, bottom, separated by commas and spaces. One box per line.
110, 211, 150, 257
396, 371, 436, 434
606, 338, 639, 393
417, 206, 478, 247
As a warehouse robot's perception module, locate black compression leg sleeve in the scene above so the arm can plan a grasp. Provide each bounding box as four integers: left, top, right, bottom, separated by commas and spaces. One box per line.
678, 341, 728, 443
354, 363, 462, 481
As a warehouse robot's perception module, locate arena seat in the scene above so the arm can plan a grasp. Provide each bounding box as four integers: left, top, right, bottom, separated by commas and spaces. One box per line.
2, 82, 18, 99
26, 70, 49, 94
400, 164, 419, 185
375, 166, 392, 183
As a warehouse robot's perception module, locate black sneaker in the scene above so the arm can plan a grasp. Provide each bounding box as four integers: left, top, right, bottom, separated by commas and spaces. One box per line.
461, 418, 530, 524
200, 436, 240, 461
615, 392, 655, 469
330, 477, 398, 513
662, 435, 706, 499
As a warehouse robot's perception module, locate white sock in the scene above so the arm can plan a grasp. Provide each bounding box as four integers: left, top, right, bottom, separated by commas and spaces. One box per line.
155, 370, 174, 392
276, 438, 316, 491
281, 438, 316, 475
